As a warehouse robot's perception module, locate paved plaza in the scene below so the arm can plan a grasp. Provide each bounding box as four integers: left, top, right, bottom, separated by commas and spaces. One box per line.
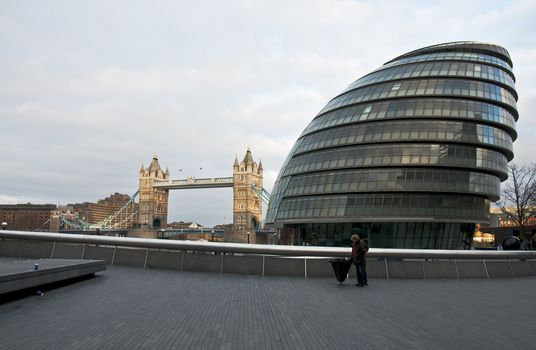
1, 265, 535, 349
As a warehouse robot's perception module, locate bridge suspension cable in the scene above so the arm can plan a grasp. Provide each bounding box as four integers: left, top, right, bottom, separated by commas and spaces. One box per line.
57, 190, 140, 231
93, 190, 139, 229
58, 213, 92, 231
251, 185, 270, 205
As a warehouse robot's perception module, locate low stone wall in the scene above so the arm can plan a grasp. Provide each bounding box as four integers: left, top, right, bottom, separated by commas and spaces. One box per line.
1, 238, 535, 279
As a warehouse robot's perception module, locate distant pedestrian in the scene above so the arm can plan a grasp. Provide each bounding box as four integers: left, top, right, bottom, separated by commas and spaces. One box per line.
502, 229, 521, 250
351, 234, 368, 287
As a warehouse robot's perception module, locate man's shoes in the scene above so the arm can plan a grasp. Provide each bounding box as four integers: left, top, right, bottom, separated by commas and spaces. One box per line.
355, 283, 365, 287
364, 282, 368, 285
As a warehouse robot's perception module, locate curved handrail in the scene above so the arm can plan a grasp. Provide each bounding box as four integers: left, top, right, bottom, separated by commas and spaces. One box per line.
1, 230, 535, 260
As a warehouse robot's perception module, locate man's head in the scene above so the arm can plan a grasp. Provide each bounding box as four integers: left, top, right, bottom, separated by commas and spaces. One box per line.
513, 229, 520, 237
351, 234, 360, 242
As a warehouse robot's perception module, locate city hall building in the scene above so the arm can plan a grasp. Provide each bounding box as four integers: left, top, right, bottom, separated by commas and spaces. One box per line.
266, 42, 518, 249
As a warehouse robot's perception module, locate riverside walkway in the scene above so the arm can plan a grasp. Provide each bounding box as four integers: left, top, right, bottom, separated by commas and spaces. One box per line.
1, 265, 535, 350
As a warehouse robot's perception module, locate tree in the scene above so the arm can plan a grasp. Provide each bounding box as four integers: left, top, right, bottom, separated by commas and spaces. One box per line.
495, 163, 536, 248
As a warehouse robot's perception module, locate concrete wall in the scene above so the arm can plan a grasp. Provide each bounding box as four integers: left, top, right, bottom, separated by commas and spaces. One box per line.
51, 243, 85, 259
222, 255, 263, 275
423, 261, 459, 279
2, 238, 536, 279
114, 247, 148, 267
146, 250, 182, 270
83, 245, 115, 264
0, 239, 25, 258
264, 256, 304, 277
182, 253, 222, 273
307, 258, 335, 278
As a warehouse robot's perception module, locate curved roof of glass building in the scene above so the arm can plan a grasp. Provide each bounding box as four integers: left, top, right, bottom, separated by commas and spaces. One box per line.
266, 42, 517, 230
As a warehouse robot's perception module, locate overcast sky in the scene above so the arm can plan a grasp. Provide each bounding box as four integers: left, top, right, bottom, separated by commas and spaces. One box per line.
1, 0, 535, 226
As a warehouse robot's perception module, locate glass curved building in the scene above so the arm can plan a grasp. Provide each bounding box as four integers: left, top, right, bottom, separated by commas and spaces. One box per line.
266, 42, 518, 249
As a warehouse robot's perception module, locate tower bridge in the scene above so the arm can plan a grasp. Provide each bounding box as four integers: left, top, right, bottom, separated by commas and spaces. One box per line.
138, 148, 266, 234
53, 148, 269, 242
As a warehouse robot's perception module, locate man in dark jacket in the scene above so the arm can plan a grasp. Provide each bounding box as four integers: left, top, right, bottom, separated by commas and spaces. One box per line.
351, 234, 369, 287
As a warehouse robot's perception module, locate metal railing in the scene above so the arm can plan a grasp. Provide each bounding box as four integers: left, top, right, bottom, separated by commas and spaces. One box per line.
1, 230, 535, 260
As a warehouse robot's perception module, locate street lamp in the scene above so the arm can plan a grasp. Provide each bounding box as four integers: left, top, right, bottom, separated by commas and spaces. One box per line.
247, 231, 250, 244
1, 222, 7, 230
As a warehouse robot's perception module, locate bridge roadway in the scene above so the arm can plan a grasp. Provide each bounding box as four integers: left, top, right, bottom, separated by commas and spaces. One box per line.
153, 176, 234, 190
1, 265, 535, 349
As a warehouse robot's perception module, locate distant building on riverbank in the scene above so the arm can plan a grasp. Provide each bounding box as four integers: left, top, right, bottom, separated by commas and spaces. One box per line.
0, 203, 57, 231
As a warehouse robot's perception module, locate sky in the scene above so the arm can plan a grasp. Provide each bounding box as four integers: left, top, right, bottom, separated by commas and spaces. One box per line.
1, 0, 535, 226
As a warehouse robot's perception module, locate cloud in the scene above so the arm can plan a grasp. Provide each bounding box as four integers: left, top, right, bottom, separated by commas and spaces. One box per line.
1, 0, 535, 225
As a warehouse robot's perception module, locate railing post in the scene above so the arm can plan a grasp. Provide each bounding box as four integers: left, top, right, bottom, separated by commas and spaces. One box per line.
421, 260, 426, 279
50, 242, 56, 259
454, 259, 460, 279
111, 245, 117, 265
508, 259, 515, 278
483, 259, 490, 279
144, 248, 149, 268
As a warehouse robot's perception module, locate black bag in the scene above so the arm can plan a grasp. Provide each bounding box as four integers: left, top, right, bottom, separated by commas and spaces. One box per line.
329, 259, 353, 283
502, 236, 520, 250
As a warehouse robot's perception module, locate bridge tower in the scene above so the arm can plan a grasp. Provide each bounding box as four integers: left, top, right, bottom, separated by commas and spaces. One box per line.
233, 148, 263, 234
138, 155, 170, 229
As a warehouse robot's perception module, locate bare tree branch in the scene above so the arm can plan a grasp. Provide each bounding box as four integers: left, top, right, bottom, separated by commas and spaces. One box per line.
496, 163, 536, 248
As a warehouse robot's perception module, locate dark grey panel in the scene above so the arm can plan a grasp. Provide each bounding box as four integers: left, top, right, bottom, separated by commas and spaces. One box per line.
83, 245, 115, 264
181, 253, 222, 273
365, 259, 388, 279
422, 260, 459, 279
21, 241, 54, 259
510, 260, 536, 277
51, 243, 85, 259
486, 260, 514, 278
113, 248, 147, 268
305, 258, 334, 278
0, 239, 24, 258
264, 257, 304, 277
222, 255, 263, 275
456, 260, 488, 278
387, 260, 424, 279
146, 250, 181, 270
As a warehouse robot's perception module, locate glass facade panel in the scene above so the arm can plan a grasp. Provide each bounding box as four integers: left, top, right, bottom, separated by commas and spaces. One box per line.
302, 99, 516, 138
276, 194, 488, 222
319, 79, 517, 117
266, 42, 518, 250
342, 61, 516, 96
296, 120, 513, 158
284, 168, 499, 199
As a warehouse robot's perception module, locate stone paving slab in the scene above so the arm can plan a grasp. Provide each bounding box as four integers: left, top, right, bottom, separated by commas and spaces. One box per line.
0, 258, 106, 294
0, 265, 535, 350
